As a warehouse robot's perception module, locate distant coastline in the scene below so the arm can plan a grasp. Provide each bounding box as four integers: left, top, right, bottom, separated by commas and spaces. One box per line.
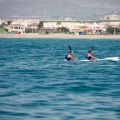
0, 33, 120, 39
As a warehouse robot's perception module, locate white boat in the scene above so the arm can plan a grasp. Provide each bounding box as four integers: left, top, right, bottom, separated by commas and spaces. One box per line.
79, 57, 119, 62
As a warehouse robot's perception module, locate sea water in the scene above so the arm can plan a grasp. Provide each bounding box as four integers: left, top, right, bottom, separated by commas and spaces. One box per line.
0, 38, 120, 120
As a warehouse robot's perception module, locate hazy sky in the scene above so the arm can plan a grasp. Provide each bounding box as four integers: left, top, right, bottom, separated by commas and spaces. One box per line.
0, 0, 120, 19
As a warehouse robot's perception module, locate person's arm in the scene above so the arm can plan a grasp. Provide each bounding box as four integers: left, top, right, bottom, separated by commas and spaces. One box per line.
72, 57, 78, 61
68, 54, 78, 61
71, 55, 78, 61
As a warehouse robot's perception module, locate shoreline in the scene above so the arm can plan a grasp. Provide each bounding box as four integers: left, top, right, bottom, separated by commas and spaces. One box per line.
0, 33, 120, 39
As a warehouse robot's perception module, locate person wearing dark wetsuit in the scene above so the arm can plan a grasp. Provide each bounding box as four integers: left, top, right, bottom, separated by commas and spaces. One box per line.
65, 51, 77, 61
86, 51, 97, 60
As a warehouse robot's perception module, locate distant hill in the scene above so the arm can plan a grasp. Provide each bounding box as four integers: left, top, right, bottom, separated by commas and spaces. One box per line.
0, 0, 120, 19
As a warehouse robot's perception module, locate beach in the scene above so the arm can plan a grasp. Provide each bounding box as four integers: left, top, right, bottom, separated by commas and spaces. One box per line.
0, 33, 120, 39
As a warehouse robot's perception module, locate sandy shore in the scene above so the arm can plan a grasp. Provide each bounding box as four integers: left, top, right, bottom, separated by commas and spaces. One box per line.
0, 33, 120, 39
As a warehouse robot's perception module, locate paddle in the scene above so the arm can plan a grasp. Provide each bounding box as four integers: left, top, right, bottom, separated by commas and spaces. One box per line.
91, 45, 95, 54
68, 45, 77, 58
90, 45, 98, 60
68, 45, 72, 51
91, 45, 94, 51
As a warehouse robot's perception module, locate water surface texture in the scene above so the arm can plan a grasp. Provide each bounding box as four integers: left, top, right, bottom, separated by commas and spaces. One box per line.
0, 38, 120, 120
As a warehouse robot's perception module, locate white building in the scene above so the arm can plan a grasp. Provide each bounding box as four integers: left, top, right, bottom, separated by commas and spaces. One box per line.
89, 22, 106, 34
5, 24, 26, 34
5, 15, 120, 34
100, 14, 120, 20
43, 21, 82, 29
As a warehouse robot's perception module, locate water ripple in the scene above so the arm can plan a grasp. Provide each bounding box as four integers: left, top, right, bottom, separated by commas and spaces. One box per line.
0, 38, 120, 120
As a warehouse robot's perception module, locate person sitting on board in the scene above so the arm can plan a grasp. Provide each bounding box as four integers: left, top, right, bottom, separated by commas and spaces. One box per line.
86, 51, 97, 60
65, 51, 77, 61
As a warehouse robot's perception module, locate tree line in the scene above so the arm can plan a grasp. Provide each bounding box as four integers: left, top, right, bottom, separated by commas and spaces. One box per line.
106, 27, 120, 35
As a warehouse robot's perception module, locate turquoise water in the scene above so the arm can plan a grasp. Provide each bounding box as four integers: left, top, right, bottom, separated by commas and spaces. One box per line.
0, 38, 120, 120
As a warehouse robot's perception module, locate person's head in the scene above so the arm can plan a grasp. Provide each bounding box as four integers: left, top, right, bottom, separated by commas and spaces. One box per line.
88, 51, 92, 54
68, 51, 72, 55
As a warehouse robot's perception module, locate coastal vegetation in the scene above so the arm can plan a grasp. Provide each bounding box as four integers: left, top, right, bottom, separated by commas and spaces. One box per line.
56, 21, 69, 33
57, 27, 69, 34
0, 28, 5, 33
25, 29, 33, 33
106, 27, 120, 34
0, 23, 5, 33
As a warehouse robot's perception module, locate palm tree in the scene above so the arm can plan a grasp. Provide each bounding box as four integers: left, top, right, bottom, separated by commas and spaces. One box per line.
7, 21, 12, 25
56, 21, 61, 28
38, 21, 44, 34
38, 21, 44, 29
56, 21, 62, 32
